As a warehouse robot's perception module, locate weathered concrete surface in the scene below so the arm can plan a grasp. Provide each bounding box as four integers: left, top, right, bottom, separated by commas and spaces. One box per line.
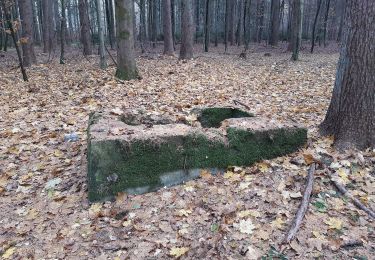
87, 108, 307, 201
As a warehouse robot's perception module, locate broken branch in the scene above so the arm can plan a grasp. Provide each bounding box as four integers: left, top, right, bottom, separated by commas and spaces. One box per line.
284, 163, 316, 243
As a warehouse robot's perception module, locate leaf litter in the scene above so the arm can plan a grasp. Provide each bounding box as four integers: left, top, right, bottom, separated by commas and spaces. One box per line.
0, 46, 374, 259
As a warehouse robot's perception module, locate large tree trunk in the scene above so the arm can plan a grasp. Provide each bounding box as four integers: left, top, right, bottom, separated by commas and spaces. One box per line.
105, 0, 116, 49
19, 0, 37, 66
163, 0, 174, 55
290, 0, 304, 60
179, 0, 194, 60
320, 0, 375, 150
310, 0, 322, 53
115, 0, 138, 80
78, 0, 92, 55
42, 0, 53, 53
96, 0, 107, 69
269, 0, 280, 46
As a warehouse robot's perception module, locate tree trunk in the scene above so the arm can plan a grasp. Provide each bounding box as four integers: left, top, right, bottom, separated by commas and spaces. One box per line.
224, 0, 229, 52
229, 0, 235, 45
42, 0, 53, 53
203, 0, 210, 52
290, 0, 304, 61
195, 0, 199, 43
96, 0, 107, 69
19, 0, 37, 66
139, 0, 146, 52
115, 0, 138, 80
269, 0, 280, 46
171, 0, 175, 49
60, 0, 66, 64
32, 0, 42, 45
105, 0, 116, 49
320, 0, 375, 150
179, 0, 194, 60
213, 0, 219, 47
322, 0, 330, 46
163, 0, 174, 55
256, 0, 264, 43
244, 0, 251, 51
152, 0, 157, 48
310, 0, 322, 53
236, 0, 244, 46
2, 1, 28, 81
78, 0, 92, 55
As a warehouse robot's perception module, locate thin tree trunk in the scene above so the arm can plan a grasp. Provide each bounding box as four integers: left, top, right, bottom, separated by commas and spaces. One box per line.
32, 0, 42, 45
195, 0, 199, 43
237, 0, 244, 46
60, 0, 66, 64
320, 0, 375, 149
291, 0, 304, 60
269, 0, 280, 46
244, 0, 251, 51
323, 0, 330, 47
105, 0, 115, 49
140, 0, 146, 52
171, 0, 175, 49
2, 1, 28, 81
203, 0, 210, 52
114, 0, 138, 80
152, 0, 157, 48
224, 0, 229, 52
310, 0, 322, 53
19, 0, 37, 66
42, 0, 53, 53
96, 0, 107, 68
179, 0, 194, 59
213, 0, 218, 47
229, 0, 235, 45
163, 0, 174, 55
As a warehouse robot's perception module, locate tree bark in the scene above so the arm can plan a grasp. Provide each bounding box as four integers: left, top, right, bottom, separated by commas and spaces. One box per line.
96, 0, 107, 69
19, 0, 37, 66
310, 0, 322, 53
31, 0, 41, 45
236, 0, 244, 46
152, 0, 157, 48
60, 0, 66, 64
244, 0, 251, 51
179, 0, 194, 60
139, 0, 146, 52
224, 0, 229, 52
105, 0, 116, 49
269, 0, 280, 46
291, 0, 304, 61
320, 0, 375, 150
41, 0, 53, 53
114, 0, 138, 80
322, 0, 330, 46
229, 0, 235, 45
203, 0, 210, 52
78, 0, 92, 55
163, 0, 174, 55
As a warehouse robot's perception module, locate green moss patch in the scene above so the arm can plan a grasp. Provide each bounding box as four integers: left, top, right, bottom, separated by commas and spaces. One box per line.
196, 107, 253, 128
87, 108, 307, 202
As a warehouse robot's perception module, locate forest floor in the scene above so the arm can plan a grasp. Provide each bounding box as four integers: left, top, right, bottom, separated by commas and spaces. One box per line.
0, 43, 374, 260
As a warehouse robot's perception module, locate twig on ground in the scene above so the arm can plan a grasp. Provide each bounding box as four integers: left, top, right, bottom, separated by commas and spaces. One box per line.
284, 163, 316, 243
331, 175, 375, 219
340, 240, 364, 249
105, 44, 117, 66
233, 100, 251, 110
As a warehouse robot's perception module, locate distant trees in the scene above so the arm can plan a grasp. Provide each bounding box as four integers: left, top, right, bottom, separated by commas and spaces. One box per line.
290, 0, 304, 60
320, 0, 375, 149
18, 0, 37, 66
78, 0, 92, 55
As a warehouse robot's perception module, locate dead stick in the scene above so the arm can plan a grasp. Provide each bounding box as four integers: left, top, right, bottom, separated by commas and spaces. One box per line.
331, 177, 375, 219
233, 100, 251, 110
105, 44, 117, 66
284, 163, 315, 243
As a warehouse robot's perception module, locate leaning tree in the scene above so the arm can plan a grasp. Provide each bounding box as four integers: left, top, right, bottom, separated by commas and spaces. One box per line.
320, 0, 375, 149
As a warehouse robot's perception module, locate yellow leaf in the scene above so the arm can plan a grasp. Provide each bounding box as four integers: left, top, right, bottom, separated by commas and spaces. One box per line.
169, 247, 189, 258
324, 217, 343, 230
337, 168, 350, 184
257, 162, 270, 173
177, 209, 192, 217
54, 149, 64, 157
122, 220, 132, 227
2, 247, 15, 259
200, 170, 212, 180
223, 171, 234, 179
235, 219, 255, 234
303, 153, 315, 165
271, 217, 285, 229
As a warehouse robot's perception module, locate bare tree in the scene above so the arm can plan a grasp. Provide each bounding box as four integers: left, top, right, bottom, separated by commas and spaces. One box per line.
78, 0, 92, 55
269, 0, 280, 46
163, 0, 174, 55
290, 0, 304, 61
320, 0, 375, 149
204, 0, 210, 52
96, 0, 107, 69
18, 0, 37, 66
310, 0, 322, 53
60, 0, 66, 64
179, 0, 194, 60
41, 0, 53, 53
115, 0, 138, 80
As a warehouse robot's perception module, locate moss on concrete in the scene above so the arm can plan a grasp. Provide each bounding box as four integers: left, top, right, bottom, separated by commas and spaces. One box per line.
87, 120, 307, 201
197, 107, 253, 127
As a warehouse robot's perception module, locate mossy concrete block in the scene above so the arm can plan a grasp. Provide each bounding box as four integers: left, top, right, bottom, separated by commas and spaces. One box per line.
87, 108, 307, 201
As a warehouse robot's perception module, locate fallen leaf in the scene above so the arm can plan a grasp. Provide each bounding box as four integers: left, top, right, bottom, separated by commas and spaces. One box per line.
169, 247, 189, 258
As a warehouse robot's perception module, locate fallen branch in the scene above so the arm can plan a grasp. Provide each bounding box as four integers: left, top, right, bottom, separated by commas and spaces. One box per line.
340, 240, 364, 249
284, 163, 316, 243
331, 176, 375, 219
233, 100, 251, 110
104, 44, 117, 66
